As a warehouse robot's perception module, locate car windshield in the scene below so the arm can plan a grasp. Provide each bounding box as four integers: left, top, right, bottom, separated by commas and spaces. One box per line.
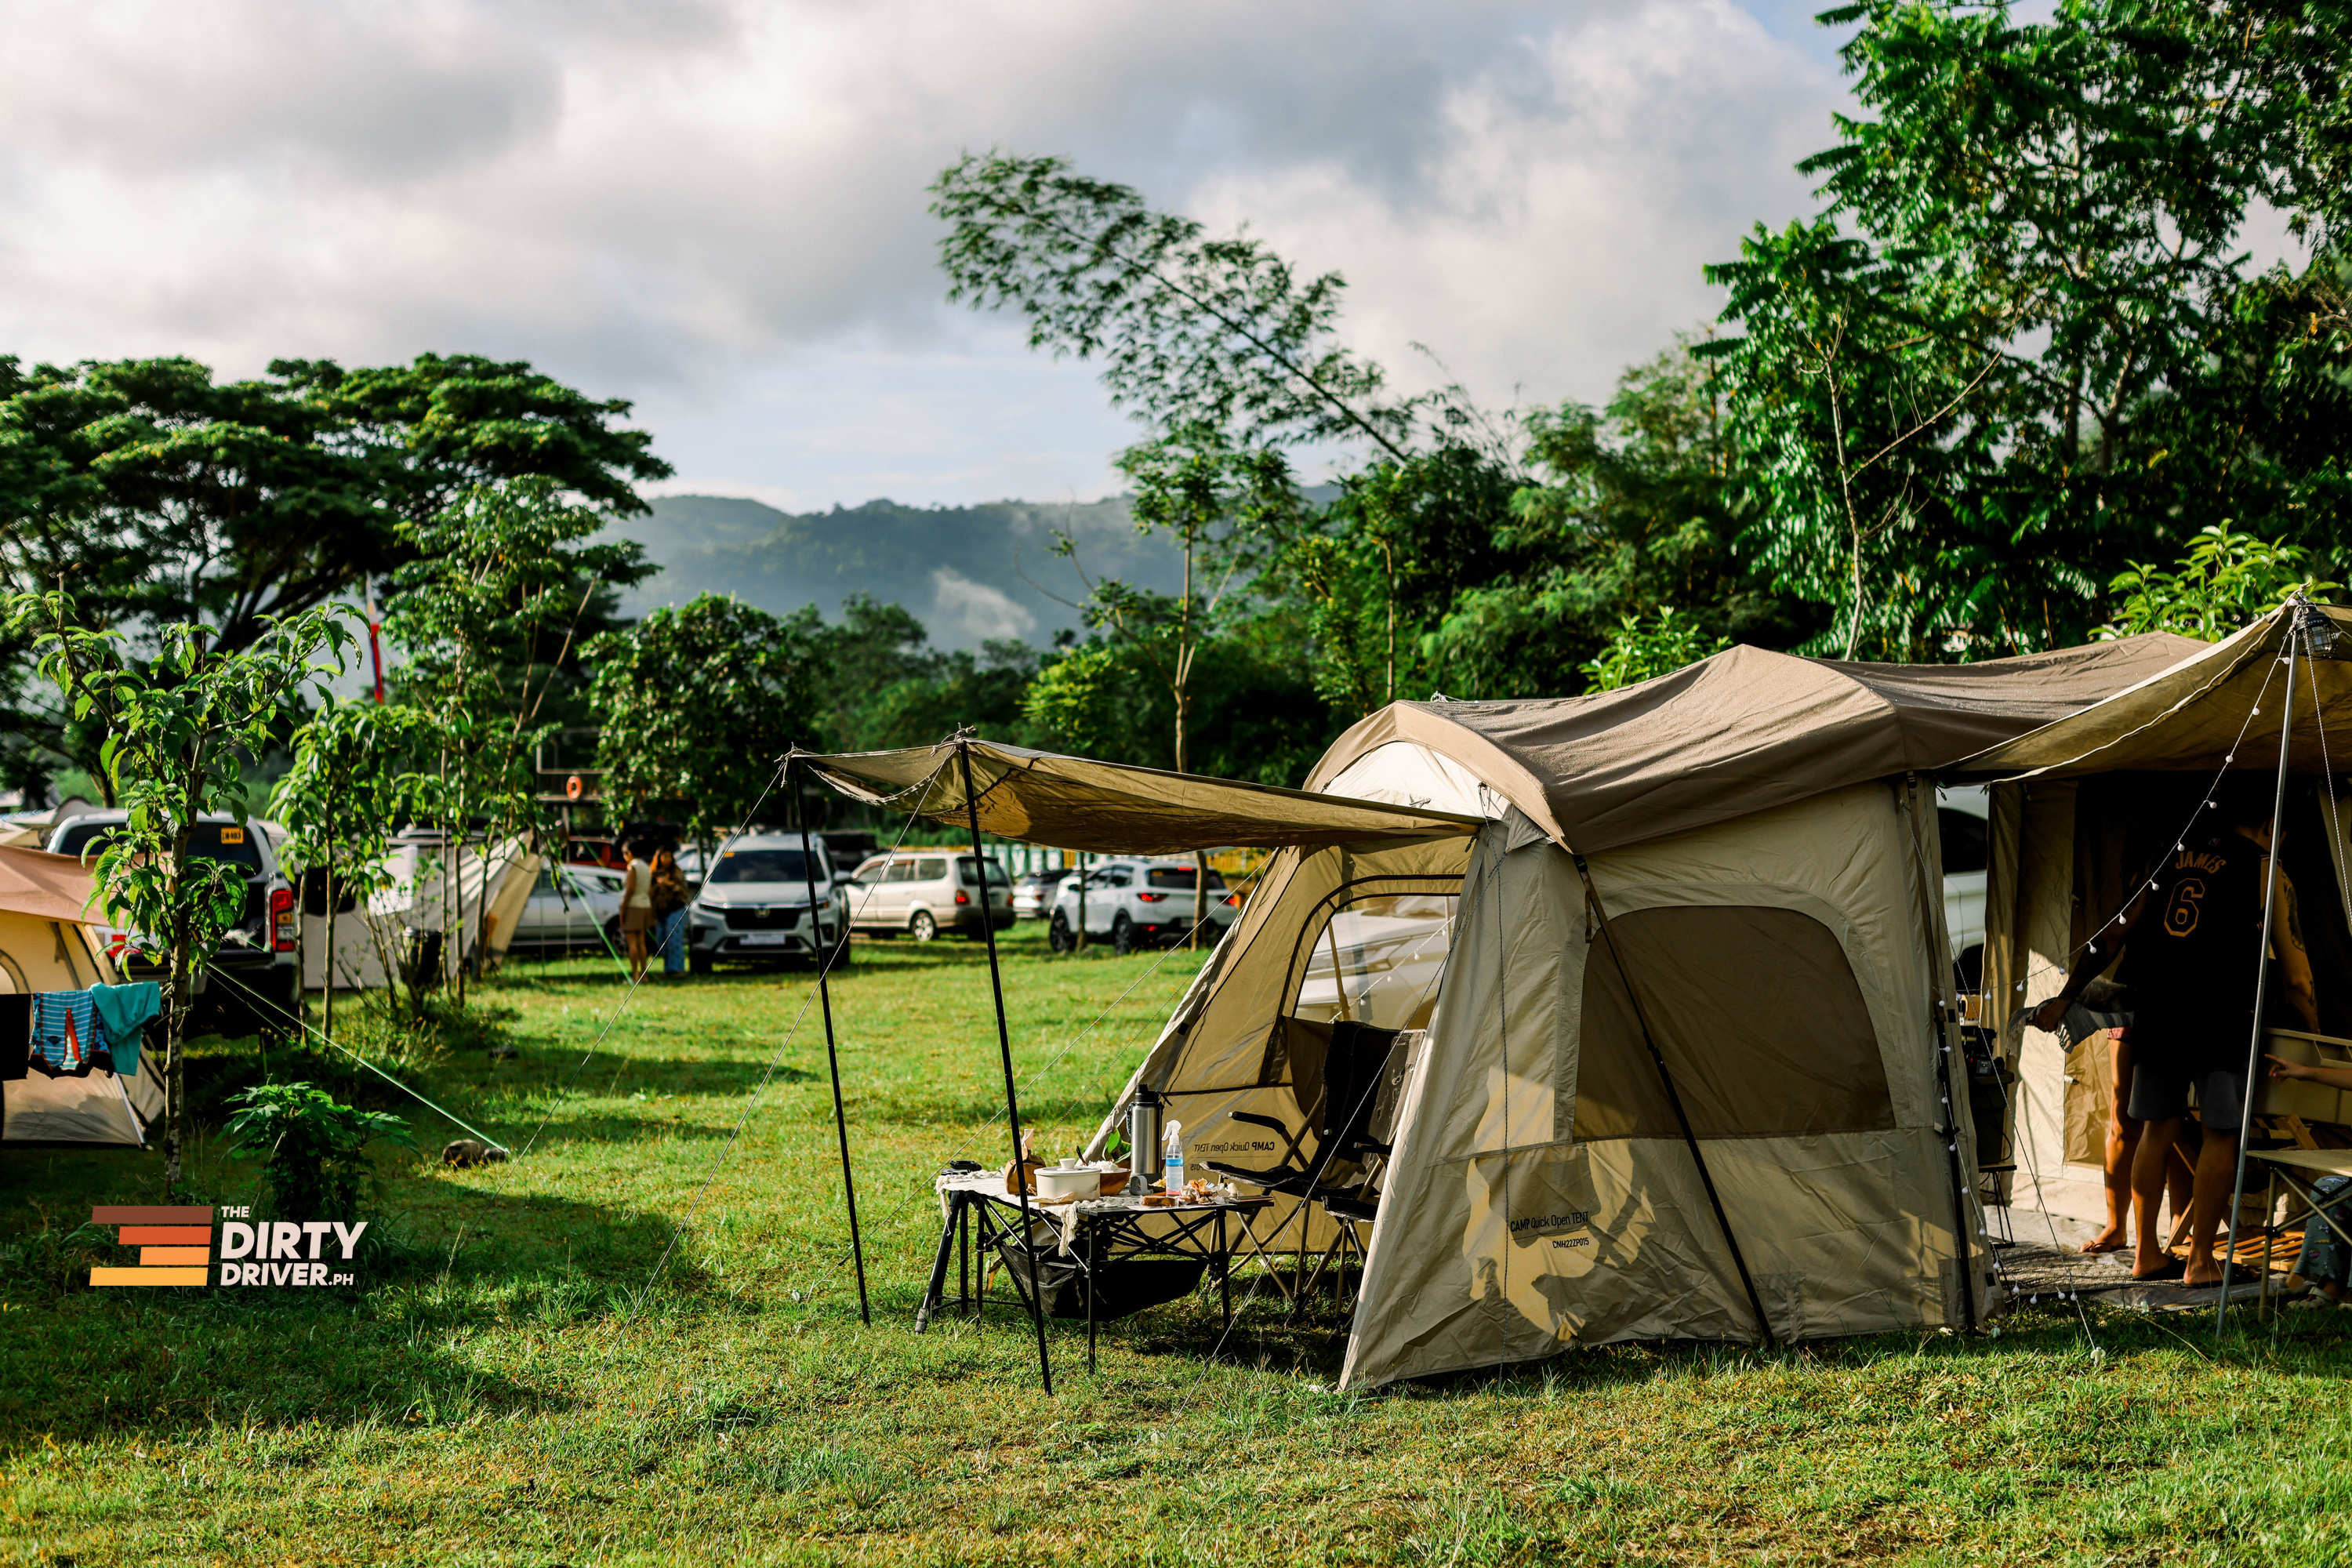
707, 848, 814, 884
957, 857, 1008, 885
56, 820, 266, 877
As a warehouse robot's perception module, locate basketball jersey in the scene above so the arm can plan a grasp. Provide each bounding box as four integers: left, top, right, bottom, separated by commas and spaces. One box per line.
2117, 830, 2268, 1069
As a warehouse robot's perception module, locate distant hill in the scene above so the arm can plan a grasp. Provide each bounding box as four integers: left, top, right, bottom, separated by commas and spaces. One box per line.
608, 494, 1189, 650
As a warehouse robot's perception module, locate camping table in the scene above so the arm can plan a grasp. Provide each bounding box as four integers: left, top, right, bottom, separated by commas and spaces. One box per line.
2247, 1147, 2352, 1316
915, 1171, 1270, 1370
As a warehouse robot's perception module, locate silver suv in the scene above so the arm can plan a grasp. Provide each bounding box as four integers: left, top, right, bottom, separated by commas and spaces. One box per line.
685, 834, 850, 971
845, 851, 1012, 941
48, 811, 299, 1038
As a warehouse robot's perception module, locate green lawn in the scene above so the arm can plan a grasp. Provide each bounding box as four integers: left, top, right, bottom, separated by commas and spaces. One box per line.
5, 927, 2352, 1566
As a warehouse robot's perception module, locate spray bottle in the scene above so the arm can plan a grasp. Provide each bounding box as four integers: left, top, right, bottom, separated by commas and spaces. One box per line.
1161, 1120, 1185, 1192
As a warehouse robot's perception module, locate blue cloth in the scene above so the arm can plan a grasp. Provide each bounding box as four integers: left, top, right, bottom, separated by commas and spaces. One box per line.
31, 992, 99, 1073
2296, 1174, 2352, 1289
88, 982, 162, 1078
655, 907, 689, 975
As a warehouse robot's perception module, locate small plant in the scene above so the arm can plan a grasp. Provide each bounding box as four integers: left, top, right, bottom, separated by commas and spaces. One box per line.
1578, 607, 1730, 692
225, 1082, 415, 1222
2100, 522, 2339, 641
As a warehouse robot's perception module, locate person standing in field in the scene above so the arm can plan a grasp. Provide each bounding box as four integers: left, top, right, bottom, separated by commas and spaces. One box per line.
650, 844, 690, 981
620, 840, 654, 982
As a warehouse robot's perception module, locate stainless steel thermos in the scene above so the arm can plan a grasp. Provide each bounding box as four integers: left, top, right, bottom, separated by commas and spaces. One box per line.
1127, 1084, 1164, 1195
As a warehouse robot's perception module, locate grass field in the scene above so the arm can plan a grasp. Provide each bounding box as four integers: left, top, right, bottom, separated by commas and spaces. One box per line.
5, 927, 2352, 1566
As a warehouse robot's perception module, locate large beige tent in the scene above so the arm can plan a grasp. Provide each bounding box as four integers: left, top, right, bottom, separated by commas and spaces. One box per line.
1961, 604, 2352, 1226
808, 629, 2204, 1389
0, 844, 159, 1146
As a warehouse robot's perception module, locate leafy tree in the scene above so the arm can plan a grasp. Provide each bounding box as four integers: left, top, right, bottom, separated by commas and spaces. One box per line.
0, 353, 671, 800
268, 698, 435, 1035
4, 590, 348, 1192
1704, 0, 2352, 656
2101, 522, 2339, 641
586, 594, 826, 844
1579, 608, 1731, 691
931, 154, 1416, 456
387, 478, 650, 998
224, 1081, 412, 1225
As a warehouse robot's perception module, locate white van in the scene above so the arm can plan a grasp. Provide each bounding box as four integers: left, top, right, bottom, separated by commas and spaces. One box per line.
845, 851, 1014, 941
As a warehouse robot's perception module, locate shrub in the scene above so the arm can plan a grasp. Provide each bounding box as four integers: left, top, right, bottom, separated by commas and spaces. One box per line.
225, 1082, 414, 1222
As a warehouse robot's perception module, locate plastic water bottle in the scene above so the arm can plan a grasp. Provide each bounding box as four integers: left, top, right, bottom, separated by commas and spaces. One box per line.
1162, 1121, 1184, 1192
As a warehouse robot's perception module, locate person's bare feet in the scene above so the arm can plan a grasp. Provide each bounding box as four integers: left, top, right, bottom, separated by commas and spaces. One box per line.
2132, 1246, 2180, 1280
2081, 1225, 2129, 1254
2183, 1256, 2228, 1287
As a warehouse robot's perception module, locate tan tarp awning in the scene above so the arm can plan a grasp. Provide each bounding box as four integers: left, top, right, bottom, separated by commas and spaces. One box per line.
1304, 633, 2209, 853
1958, 605, 2352, 778
795, 741, 1483, 854
0, 844, 100, 924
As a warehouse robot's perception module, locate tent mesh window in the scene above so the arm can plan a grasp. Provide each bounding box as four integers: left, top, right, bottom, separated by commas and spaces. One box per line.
1574, 904, 1896, 1140
1291, 892, 1458, 1031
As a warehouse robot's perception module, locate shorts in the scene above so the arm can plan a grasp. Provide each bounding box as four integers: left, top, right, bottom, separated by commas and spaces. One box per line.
2126, 1058, 2248, 1133
620, 904, 652, 935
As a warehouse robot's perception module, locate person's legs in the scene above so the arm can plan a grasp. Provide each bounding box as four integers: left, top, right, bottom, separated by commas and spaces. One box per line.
2088, 1030, 2139, 1253
2130, 1114, 2183, 1276
659, 909, 687, 977
2186, 1067, 2250, 1287
2125, 1052, 2190, 1276
625, 927, 647, 981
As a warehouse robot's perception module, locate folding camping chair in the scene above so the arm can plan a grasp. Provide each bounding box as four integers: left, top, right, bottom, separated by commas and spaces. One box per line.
1208, 1020, 1421, 1310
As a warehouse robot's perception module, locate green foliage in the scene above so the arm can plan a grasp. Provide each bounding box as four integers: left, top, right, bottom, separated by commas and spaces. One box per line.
2, 588, 347, 1186
0, 352, 670, 800
389, 477, 652, 845
1705, 0, 2352, 656
585, 593, 826, 840
931, 154, 1414, 456
2103, 523, 2340, 642
224, 1081, 413, 1224
1579, 608, 1732, 691
1021, 643, 1127, 757
809, 594, 1048, 754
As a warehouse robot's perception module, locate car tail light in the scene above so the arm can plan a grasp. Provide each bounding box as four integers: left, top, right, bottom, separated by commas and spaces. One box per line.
955, 891, 970, 905
270, 887, 296, 951
1136, 891, 1167, 903
1223, 893, 1241, 906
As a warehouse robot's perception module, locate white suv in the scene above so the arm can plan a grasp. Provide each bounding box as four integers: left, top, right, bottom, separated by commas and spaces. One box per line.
685, 834, 851, 971
1047, 858, 1238, 954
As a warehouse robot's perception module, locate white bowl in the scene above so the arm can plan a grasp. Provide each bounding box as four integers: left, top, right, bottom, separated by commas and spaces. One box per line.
1035, 1166, 1100, 1202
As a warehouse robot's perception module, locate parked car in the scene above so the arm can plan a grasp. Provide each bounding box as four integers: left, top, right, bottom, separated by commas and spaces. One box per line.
845, 851, 1013, 940
48, 811, 298, 1036
1047, 858, 1237, 954
686, 834, 850, 971
509, 862, 626, 955
1011, 869, 1072, 920
821, 831, 878, 877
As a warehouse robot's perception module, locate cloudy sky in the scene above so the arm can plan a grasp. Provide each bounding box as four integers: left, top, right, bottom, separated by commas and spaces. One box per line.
0, 0, 1854, 511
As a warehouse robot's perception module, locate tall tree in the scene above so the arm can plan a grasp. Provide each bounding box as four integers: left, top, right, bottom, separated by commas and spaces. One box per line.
1705, 0, 2352, 656
6, 589, 347, 1192
0, 353, 671, 797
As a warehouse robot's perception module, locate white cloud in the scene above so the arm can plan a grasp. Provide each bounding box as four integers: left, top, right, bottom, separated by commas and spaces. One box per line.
928, 568, 1036, 644
0, 0, 1846, 503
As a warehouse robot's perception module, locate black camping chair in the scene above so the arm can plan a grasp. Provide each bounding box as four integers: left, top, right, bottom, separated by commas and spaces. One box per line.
1208, 1020, 1417, 1308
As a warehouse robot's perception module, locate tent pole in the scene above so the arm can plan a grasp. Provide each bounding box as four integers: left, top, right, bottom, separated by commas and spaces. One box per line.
1573, 855, 1777, 1348
795, 756, 870, 1325
2219, 615, 2303, 1335
1902, 775, 1982, 1334
960, 741, 1054, 1394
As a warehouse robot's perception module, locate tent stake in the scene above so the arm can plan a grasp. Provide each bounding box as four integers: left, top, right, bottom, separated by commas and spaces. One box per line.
2219, 615, 2304, 1335
794, 757, 870, 1325
1574, 855, 1777, 1348
960, 741, 1055, 1394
